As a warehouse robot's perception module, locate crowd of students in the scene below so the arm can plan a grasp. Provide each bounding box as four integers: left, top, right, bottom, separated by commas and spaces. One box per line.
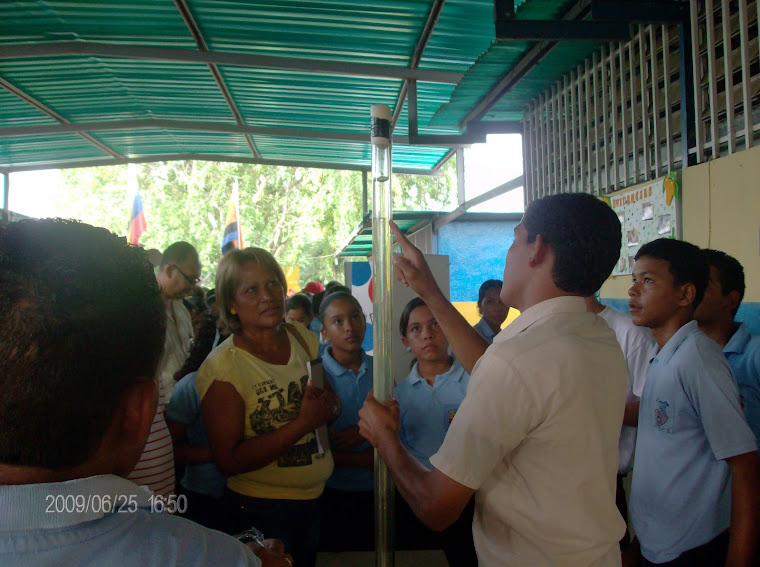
1, 190, 759, 567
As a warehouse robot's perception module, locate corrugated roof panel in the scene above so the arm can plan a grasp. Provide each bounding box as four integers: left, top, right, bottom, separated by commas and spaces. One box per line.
189, 0, 431, 65
0, 133, 110, 169
0, 90, 58, 128
0, 1, 195, 48
0, 57, 236, 123
93, 129, 251, 158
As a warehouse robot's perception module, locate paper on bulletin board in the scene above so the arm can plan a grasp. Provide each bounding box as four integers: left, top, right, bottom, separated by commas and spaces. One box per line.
604, 175, 681, 276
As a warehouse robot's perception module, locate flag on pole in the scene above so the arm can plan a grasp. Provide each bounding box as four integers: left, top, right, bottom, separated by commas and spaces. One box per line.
127, 191, 146, 246
221, 181, 243, 254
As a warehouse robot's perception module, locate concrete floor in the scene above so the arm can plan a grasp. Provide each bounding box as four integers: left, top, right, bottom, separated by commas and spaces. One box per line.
316, 550, 449, 567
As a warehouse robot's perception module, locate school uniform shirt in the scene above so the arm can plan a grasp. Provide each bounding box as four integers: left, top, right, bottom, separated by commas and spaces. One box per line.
431, 296, 627, 567
724, 322, 760, 447
322, 348, 374, 492
166, 371, 227, 500
598, 306, 656, 473
630, 321, 757, 564
473, 317, 498, 345
195, 324, 333, 501
395, 359, 469, 470
0, 475, 259, 567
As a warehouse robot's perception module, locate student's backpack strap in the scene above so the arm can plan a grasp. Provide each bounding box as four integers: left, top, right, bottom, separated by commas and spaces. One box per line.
283, 322, 317, 359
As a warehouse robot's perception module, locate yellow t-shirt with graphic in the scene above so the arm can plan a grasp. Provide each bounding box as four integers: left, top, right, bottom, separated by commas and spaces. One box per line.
196, 322, 333, 500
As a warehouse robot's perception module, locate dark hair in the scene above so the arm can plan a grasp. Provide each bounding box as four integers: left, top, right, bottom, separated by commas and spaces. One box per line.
702, 249, 745, 316
286, 293, 314, 317
312, 290, 326, 317
399, 297, 427, 337
0, 219, 165, 469
325, 280, 344, 294
522, 193, 621, 295
635, 239, 709, 309
174, 312, 219, 382
318, 291, 363, 322
477, 279, 503, 310
160, 241, 198, 267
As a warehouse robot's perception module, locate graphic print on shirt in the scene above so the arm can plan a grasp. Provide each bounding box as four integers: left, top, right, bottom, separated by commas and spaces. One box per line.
443, 403, 460, 431
249, 373, 320, 467
655, 398, 671, 431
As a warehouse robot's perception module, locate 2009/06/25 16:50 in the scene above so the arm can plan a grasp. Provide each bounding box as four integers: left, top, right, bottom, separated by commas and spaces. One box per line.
44, 493, 188, 515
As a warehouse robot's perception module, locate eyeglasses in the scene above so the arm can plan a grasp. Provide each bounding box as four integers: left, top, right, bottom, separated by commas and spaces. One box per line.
172, 264, 201, 286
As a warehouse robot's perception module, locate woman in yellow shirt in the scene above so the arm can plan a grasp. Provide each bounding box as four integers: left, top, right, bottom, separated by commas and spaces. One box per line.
197, 247, 339, 567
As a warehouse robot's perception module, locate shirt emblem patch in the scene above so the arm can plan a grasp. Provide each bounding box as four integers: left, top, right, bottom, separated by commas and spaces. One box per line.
443, 403, 460, 431
655, 398, 670, 428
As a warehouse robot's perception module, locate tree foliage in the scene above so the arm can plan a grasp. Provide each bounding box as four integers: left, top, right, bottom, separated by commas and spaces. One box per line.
55, 158, 456, 288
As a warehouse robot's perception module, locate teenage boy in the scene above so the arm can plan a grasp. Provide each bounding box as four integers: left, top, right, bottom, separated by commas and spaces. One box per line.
0, 219, 288, 567
628, 238, 759, 567
359, 193, 629, 567
695, 249, 760, 447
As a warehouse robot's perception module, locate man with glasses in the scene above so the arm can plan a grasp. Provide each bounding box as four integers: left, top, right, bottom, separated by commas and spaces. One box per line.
128, 242, 202, 497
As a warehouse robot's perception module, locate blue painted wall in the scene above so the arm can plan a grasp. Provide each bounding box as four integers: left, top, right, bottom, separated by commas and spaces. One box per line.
437, 220, 519, 302
601, 298, 760, 336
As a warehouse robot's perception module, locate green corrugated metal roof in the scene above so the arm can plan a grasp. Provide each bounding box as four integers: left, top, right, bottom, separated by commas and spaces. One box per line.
338, 210, 441, 257
0, 0, 614, 173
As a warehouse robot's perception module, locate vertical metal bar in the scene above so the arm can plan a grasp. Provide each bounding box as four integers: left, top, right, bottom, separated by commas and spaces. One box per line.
706, 0, 720, 158
690, 0, 705, 163
721, 0, 736, 154
2, 172, 9, 223
537, 93, 545, 198
523, 106, 533, 204
738, 0, 753, 148
584, 59, 592, 194
650, 26, 662, 177
570, 69, 578, 192
593, 52, 601, 195
630, 39, 639, 183
554, 85, 563, 194
639, 28, 651, 178
619, 44, 628, 188
610, 45, 620, 190
407, 80, 419, 137
532, 100, 540, 201
564, 75, 571, 193
601, 45, 610, 192
663, 25, 674, 170
362, 170, 369, 218
456, 147, 465, 205
550, 85, 558, 195
542, 93, 550, 197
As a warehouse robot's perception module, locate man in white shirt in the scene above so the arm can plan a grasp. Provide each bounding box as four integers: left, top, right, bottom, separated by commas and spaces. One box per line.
586, 295, 656, 548
359, 192, 628, 567
128, 241, 200, 497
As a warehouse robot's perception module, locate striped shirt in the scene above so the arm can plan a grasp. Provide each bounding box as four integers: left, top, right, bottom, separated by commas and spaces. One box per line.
127, 380, 175, 498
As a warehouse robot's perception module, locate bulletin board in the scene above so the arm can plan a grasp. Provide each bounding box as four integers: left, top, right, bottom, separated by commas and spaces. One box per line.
604, 174, 681, 276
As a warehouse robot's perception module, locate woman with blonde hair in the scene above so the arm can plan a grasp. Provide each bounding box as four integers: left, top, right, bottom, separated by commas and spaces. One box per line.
197, 247, 339, 567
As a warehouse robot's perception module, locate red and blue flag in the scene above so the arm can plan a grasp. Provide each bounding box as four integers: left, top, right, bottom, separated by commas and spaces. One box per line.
127, 191, 146, 246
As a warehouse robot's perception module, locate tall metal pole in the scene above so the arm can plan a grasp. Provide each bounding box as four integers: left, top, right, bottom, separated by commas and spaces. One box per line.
3, 172, 9, 224
370, 104, 395, 567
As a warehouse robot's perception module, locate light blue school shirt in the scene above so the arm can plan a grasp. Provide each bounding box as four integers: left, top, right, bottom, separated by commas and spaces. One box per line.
473, 317, 498, 345
396, 358, 470, 470
630, 321, 757, 564
323, 348, 374, 492
0, 475, 259, 567
724, 322, 760, 447
165, 371, 226, 499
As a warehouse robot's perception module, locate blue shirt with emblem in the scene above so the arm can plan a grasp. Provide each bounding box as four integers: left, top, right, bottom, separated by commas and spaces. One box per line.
630, 321, 757, 564
395, 358, 470, 470
165, 371, 227, 500
724, 322, 760, 448
473, 317, 498, 345
323, 348, 374, 492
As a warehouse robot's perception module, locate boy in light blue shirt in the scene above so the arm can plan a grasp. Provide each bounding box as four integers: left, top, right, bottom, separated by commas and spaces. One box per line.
628, 239, 759, 567
695, 249, 760, 447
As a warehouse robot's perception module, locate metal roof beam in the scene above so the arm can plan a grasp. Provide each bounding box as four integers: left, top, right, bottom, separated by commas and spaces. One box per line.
591, 0, 687, 23
495, 20, 630, 41
391, 0, 446, 128
433, 174, 524, 230
2, 153, 442, 176
461, 0, 592, 128
0, 42, 463, 84
0, 76, 124, 160
0, 118, 488, 148
173, 0, 260, 159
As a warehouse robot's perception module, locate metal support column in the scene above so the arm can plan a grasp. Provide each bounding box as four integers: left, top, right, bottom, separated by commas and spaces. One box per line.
679, 4, 697, 167
2, 172, 9, 224
456, 147, 465, 206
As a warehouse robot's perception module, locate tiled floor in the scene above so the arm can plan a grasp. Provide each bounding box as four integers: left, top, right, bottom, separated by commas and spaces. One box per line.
316, 550, 449, 567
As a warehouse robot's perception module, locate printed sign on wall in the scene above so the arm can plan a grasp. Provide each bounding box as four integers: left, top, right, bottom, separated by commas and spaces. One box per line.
604, 174, 681, 276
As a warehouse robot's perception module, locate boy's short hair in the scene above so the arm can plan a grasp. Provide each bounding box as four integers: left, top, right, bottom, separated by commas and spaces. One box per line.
702, 249, 745, 316
523, 193, 622, 295
635, 239, 709, 309
318, 291, 363, 322
477, 279, 503, 309
286, 293, 314, 317
0, 219, 165, 469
